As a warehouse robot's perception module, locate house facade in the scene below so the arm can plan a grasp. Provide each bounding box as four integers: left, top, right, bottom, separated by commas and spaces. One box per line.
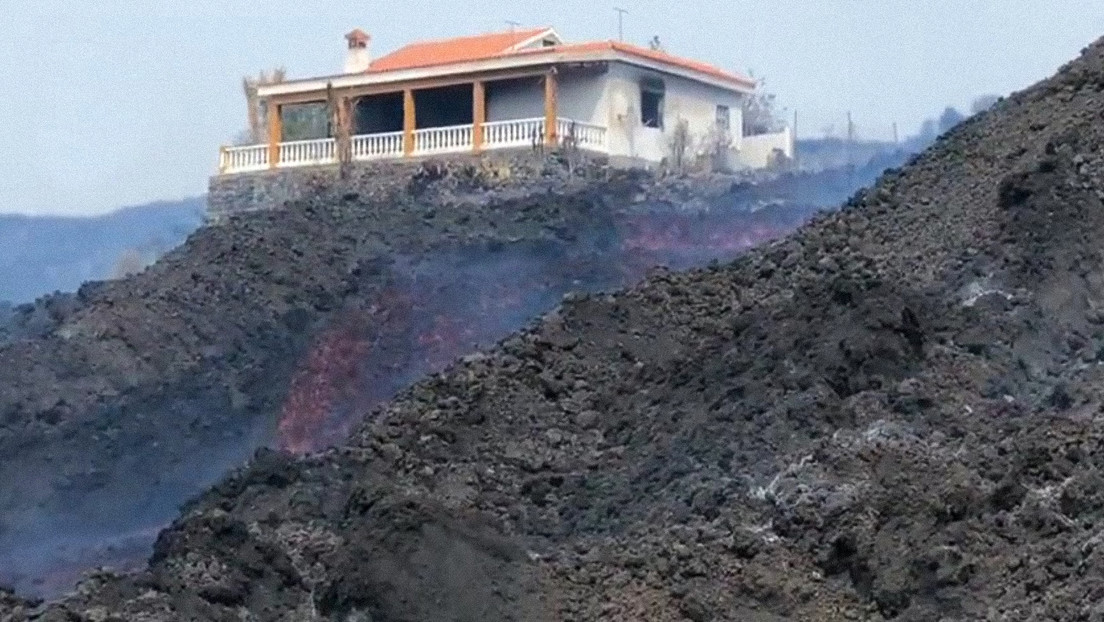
218, 27, 793, 175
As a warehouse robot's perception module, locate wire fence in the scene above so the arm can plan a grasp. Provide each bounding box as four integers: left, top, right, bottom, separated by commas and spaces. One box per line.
793, 111, 904, 145
789, 111, 917, 172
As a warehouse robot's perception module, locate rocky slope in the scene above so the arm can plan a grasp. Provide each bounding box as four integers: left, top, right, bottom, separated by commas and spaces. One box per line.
0, 157, 892, 598
0, 169, 625, 597
10, 36, 1104, 622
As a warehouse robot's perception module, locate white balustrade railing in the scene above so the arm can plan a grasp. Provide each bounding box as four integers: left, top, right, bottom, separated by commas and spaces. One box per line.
278, 138, 337, 168
483, 118, 547, 149
413, 124, 474, 155
352, 131, 404, 160
218, 118, 608, 174
220, 144, 269, 173
556, 119, 608, 151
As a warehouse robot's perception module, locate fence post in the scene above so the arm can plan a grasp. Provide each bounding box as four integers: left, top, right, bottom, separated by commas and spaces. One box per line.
403, 89, 416, 156
473, 81, 486, 154
543, 70, 558, 147
267, 100, 282, 169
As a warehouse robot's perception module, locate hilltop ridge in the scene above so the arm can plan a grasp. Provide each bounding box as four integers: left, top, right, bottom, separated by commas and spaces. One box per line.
0, 198, 204, 303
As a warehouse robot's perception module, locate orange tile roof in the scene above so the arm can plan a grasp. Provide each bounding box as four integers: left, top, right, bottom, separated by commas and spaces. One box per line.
364, 28, 753, 90
368, 27, 551, 72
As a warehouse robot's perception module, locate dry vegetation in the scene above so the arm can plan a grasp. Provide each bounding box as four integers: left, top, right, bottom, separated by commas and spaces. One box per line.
238, 68, 287, 145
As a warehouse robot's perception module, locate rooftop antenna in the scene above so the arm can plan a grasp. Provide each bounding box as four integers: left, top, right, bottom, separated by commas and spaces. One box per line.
613, 7, 628, 41
506, 20, 521, 32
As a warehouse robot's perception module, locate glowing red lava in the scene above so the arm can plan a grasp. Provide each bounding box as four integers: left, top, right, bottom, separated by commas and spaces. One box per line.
274, 209, 813, 455
276, 318, 371, 454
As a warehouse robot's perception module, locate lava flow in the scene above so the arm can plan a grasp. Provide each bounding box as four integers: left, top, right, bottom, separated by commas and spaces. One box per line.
0, 162, 905, 598
273, 204, 824, 455
276, 314, 373, 454
274, 253, 550, 454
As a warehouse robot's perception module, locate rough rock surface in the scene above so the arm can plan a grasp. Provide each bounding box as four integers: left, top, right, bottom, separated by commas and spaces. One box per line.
10, 38, 1104, 622
0, 158, 882, 597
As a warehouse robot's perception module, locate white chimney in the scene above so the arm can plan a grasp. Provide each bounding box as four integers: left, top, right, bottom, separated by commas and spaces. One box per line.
344, 29, 372, 73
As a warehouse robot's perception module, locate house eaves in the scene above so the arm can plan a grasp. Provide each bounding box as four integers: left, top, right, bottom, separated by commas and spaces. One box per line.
258, 46, 754, 100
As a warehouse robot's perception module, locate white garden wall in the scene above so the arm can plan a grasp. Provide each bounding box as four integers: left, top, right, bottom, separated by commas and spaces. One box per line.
737, 127, 795, 169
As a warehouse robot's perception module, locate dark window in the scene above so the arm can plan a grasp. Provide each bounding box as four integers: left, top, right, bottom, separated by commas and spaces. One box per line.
641, 82, 665, 129
354, 92, 404, 134
414, 84, 473, 128
716, 105, 731, 130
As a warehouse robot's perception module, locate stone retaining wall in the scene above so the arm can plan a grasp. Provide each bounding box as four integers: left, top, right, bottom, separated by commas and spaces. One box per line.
205, 151, 611, 222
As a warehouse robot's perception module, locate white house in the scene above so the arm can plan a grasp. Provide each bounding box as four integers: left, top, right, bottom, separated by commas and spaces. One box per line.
218, 26, 794, 175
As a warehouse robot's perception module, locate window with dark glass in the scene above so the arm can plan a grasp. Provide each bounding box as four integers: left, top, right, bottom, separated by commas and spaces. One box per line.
640, 79, 665, 129
716, 105, 731, 130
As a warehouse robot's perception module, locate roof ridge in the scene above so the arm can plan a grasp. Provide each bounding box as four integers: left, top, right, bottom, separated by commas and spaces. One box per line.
395, 26, 550, 48
367, 26, 557, 73
508, 39, 753, 87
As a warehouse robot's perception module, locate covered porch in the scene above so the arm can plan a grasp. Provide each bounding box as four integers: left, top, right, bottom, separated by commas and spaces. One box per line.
219, 69, 608, 175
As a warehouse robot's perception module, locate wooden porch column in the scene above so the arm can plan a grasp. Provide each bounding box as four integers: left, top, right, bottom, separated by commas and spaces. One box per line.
543, 69, 558, 147
267, 100, 282, 169
403, 89, 416, 156
472, 81, 486, 154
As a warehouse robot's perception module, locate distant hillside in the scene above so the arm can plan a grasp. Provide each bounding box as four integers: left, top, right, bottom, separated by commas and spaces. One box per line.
0, 198, 204, 303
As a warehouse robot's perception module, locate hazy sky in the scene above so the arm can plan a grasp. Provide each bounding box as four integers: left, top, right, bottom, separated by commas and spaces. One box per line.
1, 1, 1101, 215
